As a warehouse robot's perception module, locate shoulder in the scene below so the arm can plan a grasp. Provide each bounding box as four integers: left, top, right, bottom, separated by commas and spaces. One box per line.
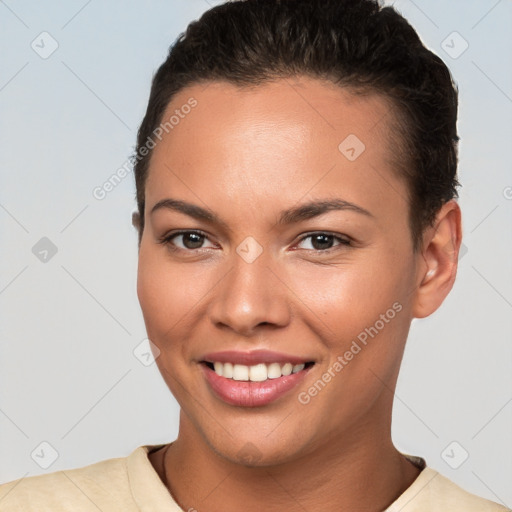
0, 450, 137, 512
387, 466, 510, 512
427, 469, 509, 511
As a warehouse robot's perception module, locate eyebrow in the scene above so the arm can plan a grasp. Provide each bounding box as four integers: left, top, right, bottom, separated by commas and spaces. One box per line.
150, 197, 373, 229
276, 198, 373, 224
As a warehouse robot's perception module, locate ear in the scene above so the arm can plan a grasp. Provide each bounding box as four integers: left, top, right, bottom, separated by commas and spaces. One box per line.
132, 210, 141, 231
412, 200, 462, 318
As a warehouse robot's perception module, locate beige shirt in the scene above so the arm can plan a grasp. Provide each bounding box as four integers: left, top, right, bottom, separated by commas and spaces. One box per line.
0, 444, 508, 511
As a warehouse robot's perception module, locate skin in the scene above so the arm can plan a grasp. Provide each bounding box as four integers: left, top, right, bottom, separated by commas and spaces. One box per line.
132, 76, 462, 512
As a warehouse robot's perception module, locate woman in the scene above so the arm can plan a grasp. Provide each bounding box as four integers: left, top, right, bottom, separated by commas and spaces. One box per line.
0, 0, 508, 510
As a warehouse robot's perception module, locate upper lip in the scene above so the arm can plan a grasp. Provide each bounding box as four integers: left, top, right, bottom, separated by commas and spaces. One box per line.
201, 349, 314, 366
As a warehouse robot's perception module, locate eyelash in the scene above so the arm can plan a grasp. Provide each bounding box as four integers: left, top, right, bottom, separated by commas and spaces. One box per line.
157, 229, 352, 254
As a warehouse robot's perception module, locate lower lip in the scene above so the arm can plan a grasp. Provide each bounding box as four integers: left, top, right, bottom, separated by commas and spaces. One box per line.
200, 363, 312, 407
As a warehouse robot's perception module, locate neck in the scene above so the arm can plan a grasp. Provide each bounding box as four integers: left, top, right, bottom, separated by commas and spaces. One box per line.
157, 413, 422, 512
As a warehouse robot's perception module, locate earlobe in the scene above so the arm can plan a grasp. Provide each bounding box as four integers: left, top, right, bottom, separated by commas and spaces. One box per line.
412, 200, 462, 318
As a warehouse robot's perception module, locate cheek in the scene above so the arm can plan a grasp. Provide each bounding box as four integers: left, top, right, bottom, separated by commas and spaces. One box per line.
287, 254, 413, 429
136, 249, 204, 396
286, 250, 408, 338
136, 248, 189, 338
136, 246, 219, 344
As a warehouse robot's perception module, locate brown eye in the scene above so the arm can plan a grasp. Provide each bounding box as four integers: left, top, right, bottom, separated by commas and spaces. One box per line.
310, 234, 335, 250
160, 230, 216, 251
179, 232, 205, 249
296, 232, 351, 252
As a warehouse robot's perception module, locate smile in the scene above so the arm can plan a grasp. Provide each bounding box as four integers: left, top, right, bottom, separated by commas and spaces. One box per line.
200, 360, 315, 407
205, 361, 313, 381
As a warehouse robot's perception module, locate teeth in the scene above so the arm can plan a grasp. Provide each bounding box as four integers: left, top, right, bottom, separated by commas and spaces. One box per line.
281, 363, 293, 376
292, 363, 305, 374
249, 363, 267, 382
267, 362, 282, 379
223, 362, 233, 378
292, 363, 306, 373
233, 364, 249, 381
213, 362, 223, 376
210, 361, 307, 381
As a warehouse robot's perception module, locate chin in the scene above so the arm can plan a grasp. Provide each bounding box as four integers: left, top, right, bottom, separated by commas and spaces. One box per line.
207, 431, 309, 468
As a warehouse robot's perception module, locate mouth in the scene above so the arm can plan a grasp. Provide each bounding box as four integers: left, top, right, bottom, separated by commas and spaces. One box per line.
200, 360, 315, 382
199, 359, 315, 407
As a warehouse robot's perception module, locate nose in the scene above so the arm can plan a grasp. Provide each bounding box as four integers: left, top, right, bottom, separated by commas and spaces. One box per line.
208, 247, 291, 337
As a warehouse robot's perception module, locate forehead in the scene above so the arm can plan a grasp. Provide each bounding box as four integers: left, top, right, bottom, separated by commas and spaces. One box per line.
159, 77, 394, 154
145, 77, 407, 226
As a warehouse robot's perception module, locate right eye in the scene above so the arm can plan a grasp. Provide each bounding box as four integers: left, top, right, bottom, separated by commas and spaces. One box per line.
158, 230, 217, 251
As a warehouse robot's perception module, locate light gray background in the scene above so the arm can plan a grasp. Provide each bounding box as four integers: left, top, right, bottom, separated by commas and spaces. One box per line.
1, 0, 511, 507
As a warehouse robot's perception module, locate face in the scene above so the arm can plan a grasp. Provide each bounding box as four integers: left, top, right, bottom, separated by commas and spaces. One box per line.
136, 77, 423, 465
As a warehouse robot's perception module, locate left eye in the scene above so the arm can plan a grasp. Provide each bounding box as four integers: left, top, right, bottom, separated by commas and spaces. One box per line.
296, 233, 351, 251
